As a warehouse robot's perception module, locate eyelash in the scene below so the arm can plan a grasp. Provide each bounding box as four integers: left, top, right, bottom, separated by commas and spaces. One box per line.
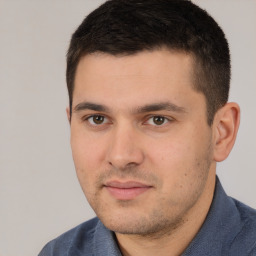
83, 114, 173, 127
145, 116, 170, 126
85, 115, 110, 126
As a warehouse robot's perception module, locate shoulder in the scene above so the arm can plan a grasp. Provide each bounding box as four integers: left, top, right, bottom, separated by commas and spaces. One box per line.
230, 198, 256, 255
38, 217, 100, 256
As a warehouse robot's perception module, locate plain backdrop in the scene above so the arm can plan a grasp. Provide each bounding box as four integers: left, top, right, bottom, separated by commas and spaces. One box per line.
0, 1, 255, 255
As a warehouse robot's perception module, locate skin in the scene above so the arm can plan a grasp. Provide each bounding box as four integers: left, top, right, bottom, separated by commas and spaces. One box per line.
68, 49, 240, 256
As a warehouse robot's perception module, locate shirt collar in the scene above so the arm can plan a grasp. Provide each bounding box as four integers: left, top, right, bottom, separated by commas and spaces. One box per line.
182, 176, 241, 255
93, 220, 122, 255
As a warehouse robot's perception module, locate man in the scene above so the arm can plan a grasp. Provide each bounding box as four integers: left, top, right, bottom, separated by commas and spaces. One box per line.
39, 0, 256, 255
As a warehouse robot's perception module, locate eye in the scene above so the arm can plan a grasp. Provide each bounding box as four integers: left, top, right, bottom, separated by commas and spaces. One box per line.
146, 116, 169, 126
86, 115, 108, 125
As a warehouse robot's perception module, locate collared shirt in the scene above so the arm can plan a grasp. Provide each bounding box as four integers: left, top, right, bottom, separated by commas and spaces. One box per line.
39, 177, 256, 255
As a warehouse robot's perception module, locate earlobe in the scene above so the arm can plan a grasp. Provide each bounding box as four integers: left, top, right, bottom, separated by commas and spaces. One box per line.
213, 102, 240, 162
66, 107, 71, 124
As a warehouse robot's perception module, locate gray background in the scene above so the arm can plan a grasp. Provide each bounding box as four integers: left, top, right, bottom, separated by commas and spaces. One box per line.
0, 1, 255, 255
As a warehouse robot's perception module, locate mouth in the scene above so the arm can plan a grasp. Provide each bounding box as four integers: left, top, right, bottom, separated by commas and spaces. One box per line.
104, 181, 153, 200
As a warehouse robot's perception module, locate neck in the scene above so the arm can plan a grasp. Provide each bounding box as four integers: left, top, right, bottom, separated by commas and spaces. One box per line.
115, 171, 216, 256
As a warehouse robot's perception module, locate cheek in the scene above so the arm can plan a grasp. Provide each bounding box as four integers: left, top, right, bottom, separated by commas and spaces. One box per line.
149, 139, 211, 209
149, 136, 193, 171
71, 130, 106, 170
70, 130, 108, 194
148, 128, 210, 182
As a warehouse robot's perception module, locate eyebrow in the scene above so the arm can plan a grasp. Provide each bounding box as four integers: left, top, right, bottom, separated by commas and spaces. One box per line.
135, 102, 187, 114
74, 102, 110, 113
73, 101, 187, 114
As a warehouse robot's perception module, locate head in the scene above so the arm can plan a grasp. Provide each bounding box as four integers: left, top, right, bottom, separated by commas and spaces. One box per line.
66, 0, 240, 238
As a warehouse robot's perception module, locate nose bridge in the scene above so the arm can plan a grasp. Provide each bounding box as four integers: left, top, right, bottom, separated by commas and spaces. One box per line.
107, 121, 144, 169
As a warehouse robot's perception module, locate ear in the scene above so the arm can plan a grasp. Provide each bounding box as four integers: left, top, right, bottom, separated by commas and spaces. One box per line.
213, 102, 240, 162
66, 107, 71, 124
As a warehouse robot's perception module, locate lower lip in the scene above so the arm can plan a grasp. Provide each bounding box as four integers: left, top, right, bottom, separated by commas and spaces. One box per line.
105, 186, 151, 200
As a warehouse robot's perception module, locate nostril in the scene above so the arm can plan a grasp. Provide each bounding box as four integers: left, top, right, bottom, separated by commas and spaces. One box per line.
126, 162, 138, 168
108, 160, 139, 169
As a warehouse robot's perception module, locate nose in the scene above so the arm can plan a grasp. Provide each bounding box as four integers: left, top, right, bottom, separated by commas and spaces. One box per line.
106, 124, 145, 170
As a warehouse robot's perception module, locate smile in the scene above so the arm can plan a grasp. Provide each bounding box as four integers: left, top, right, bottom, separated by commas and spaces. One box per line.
104, 181, 153, 200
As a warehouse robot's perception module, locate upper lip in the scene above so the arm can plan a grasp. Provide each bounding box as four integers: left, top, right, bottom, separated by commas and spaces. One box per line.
104, 180, 152, 189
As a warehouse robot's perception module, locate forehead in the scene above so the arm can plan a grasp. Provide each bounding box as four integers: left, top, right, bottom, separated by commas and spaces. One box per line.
73, 49, 202, 111
75, 49, 193, 83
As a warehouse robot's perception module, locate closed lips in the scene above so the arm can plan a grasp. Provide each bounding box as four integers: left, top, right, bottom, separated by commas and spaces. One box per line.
104, 181, 152, 189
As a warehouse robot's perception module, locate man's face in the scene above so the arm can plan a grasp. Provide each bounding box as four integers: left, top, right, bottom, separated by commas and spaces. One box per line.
70, 49, 216, 236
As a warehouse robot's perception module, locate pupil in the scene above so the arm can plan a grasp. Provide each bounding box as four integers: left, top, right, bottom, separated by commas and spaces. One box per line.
153, 116, 164, 125
93, 115, 104, 124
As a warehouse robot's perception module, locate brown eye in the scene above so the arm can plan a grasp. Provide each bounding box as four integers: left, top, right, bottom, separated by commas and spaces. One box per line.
87, 115, 106, 125
153, 116, 166, 125
146, 116, 169, 126
93, 115, 105, 124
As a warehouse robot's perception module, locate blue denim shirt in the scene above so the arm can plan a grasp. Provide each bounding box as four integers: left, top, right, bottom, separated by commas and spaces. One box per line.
39, 177, 256, 255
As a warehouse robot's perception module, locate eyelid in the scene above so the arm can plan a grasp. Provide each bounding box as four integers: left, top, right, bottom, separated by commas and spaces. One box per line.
144, 115, 174, 126
83, 114, 111, 126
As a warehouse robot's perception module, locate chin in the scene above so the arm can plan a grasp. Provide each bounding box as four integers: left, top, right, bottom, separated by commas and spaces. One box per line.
98, 209, 181, 237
